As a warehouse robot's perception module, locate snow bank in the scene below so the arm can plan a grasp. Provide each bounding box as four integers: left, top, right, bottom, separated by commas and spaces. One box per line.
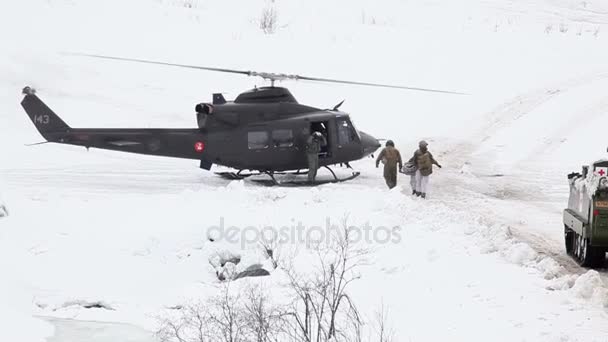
569, 270, 608, 308
395, 195, 608, 312
0, 240, 54, 342
0, 304, 54, 342
0, 184, 51, 341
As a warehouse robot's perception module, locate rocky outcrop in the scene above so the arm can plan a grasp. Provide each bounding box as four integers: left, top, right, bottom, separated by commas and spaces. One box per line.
233, 265, 270, 280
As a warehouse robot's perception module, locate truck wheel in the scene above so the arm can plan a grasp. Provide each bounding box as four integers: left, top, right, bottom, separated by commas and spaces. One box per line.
564, 228, 574, 254
580, 237, 588, 264
579, 238, 606, 267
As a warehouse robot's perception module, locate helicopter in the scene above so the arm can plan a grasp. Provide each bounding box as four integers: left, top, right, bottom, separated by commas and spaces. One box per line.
20, 55, 465, 186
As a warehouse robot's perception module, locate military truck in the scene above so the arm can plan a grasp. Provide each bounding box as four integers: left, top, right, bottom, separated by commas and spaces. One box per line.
564, 160, 608, 267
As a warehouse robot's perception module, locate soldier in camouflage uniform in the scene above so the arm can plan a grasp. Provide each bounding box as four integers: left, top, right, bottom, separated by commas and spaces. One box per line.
306, 131, 327, 182
409, 140, 441, 198
376, 140, 403, 189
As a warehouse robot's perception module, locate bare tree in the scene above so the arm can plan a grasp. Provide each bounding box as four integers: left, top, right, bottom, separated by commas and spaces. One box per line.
373, 302, 395, 342
259, 238, 281, 269
259, 7, 278, 34
281, 218, 369, 342
207, 285, 246, 342
158, 282, 286, 342
157, 302, 212, 342
243, 284, 286, 342
157, 283, 246, 342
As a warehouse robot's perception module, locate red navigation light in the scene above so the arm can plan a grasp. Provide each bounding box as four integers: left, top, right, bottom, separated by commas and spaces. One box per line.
194, 141, 205, 152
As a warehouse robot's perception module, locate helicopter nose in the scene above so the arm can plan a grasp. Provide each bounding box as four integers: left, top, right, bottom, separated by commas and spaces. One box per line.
359, 131, 381, 156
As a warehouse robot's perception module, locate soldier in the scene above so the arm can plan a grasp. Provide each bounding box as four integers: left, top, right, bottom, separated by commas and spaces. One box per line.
409, 140, 441, 198
306, 131, 327, 182
376, 140, 403, 189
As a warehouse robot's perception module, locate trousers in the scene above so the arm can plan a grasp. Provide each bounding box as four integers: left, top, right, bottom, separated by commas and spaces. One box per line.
383, 165, 397, 189
415, 170, 430, 193
307, 154, 319, 182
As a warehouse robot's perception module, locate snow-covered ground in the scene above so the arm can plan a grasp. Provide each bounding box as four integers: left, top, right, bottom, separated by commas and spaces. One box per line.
2, 0, 608, 341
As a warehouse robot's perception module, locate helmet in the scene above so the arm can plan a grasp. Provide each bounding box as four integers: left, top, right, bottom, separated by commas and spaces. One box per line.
419, 140, 428, 147
313, 131, 322, 137
386, 140, 395, 147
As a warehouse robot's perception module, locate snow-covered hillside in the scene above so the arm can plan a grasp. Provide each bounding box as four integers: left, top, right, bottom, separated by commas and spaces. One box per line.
2, 0, 608, 341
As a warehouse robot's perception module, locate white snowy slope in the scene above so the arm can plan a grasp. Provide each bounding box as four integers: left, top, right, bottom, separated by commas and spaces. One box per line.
2, 0, 608, 341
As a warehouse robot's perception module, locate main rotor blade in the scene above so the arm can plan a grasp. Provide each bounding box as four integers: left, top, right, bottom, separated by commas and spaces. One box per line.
70, 53, 253, 77
296, 75, 467, 95
70, 53, 467, 95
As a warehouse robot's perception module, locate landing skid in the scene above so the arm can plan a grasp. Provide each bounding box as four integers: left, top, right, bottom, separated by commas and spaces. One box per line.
253, 166, 360, 187
215, 170, 262, 180
215, 167, 360, 186
215, 169, 308, 180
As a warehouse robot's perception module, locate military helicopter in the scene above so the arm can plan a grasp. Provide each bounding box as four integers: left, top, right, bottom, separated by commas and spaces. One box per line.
20, 55, 464, 185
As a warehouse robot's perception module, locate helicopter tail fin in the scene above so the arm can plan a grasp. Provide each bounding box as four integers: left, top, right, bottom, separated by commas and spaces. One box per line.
21, 87, 71, 140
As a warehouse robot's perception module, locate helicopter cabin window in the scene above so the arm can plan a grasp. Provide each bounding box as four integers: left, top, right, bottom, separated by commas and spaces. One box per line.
248, 131, 269, 149
337, 119, 358, 145
271, 129, 294, 148
310, 121, 330, 155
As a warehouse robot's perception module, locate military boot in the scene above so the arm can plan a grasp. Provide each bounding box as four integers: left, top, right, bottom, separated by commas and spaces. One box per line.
421, 193, 426, 199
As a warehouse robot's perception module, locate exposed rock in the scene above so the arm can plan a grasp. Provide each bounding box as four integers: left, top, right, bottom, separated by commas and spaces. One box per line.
61, 300, 115, 311
0, 204, 7, 217
233, 264, 270, 280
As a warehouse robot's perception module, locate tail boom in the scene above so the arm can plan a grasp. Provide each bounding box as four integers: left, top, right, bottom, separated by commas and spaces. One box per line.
20, 87, 210, 161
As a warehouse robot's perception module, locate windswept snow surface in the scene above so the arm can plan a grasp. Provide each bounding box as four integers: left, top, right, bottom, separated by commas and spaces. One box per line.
2, 0, 608, 341
0, 186, 54, 341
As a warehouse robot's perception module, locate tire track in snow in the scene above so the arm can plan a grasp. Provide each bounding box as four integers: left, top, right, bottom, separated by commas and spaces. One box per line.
518, 94, 608, 166
471, 71, 608, 148
435, 72, 608, 279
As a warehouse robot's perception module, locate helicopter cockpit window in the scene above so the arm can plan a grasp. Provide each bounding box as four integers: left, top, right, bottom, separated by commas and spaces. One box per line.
337, 119, 358, 145
248, 131, 269, 149
271, 129, 294, 148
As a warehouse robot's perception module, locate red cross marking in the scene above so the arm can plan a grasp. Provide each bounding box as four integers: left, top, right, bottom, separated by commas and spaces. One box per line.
599, 169, 605, 176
